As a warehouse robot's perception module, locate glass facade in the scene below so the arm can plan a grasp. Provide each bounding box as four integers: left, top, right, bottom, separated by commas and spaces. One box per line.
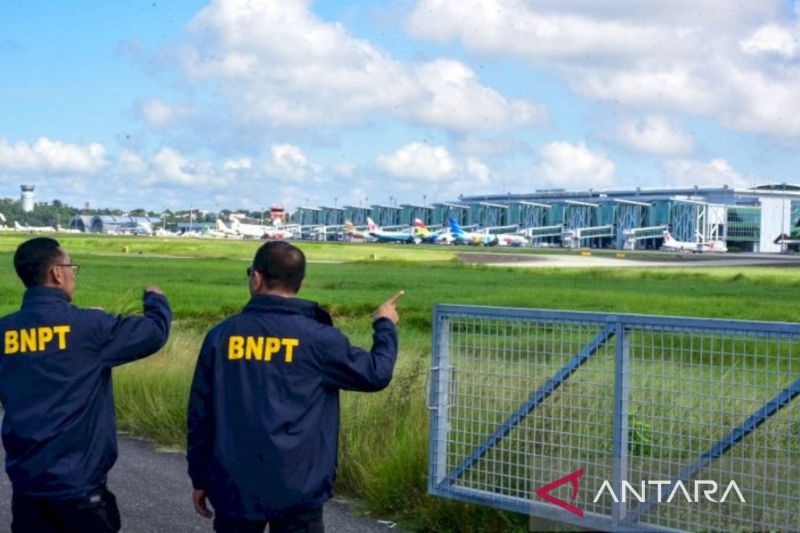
727, 207, 760, 242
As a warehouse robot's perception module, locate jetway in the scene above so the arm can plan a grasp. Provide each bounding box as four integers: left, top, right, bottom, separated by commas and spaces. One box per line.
526, 225, 564, 241
563, 225, 615, 248
622, 225, 669, 250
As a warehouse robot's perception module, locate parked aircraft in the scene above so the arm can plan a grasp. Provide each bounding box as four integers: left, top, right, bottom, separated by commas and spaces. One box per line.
448, 217, 499, 246
344, 220, 371, 241
414, 219, 453, 244
218, 217, 293, 239
14, 221, 57, 232
661, 231, 727, 253
494, 230, 528, 247
367, 217, 420, 244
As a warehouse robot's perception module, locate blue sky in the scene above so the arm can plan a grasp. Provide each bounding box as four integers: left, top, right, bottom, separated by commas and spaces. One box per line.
1, 0, 799, 211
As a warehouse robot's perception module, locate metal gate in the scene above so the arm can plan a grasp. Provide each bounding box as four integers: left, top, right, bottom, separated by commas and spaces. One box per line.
428, 305, 800, 532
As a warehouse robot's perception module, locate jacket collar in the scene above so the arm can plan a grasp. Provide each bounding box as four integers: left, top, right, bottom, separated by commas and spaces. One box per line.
243, 294, 333, 326
22, 286, 71, 308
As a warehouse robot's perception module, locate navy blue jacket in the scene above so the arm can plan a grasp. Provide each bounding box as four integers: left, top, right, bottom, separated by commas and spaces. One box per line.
0, 287, 171, 498
187, 295, 398, 520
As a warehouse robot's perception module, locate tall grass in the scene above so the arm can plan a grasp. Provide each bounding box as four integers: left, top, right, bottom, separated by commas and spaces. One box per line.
1, 235, 799, 531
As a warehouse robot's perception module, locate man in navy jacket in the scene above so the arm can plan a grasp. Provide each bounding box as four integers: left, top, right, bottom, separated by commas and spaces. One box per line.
188, 240, 401, 532
0, 237, 172, 532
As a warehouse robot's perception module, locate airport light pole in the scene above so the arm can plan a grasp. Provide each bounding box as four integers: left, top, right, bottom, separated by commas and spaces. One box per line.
781, 182, 787, 254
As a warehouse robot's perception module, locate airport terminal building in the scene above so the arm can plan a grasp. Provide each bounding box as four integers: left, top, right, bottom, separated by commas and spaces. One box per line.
294, 184, 800, 252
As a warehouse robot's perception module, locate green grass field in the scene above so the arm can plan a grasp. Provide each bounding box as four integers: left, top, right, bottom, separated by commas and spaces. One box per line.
1, 234, 799, 531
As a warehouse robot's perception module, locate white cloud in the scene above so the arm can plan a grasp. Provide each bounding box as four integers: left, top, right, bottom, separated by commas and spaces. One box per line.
534, 141, 615, 188
407, 0, 679, 62
268, 144, 317, 180
406, 0, 800, 141
0, 137, 107, 174
377, 143, 457, 181
223, 157, 252, 171
663, 158, 754, 188
741, 24, 798, 58
118, 150, 148, 176
150, 147, 226, 187
412, 60, 544, 129
465, 157, 490, 183
616, 116, 694, 156
169, 0, 543, 131
376, 142, 493, 195
141, 99, 177, 128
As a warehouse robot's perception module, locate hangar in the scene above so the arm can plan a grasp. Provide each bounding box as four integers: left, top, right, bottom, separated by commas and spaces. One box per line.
68, 215, 162, 235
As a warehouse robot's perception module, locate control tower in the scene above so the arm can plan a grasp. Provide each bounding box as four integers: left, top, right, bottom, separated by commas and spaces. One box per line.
20, 185, 35, 213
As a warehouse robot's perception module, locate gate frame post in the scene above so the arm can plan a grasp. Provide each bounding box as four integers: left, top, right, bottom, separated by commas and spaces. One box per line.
611, 320, 630, 525
429, 309, 451, 489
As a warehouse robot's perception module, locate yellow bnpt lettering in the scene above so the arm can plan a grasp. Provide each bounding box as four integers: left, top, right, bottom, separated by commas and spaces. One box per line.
52, 325, 70, 350
20, 329, 37, 353
264, 337, 281, 361
282, 338, 299, 363
245, 337, 264, 361
38, 327, 54, 349
4, 330, 19, 355
228, 336, 244, 360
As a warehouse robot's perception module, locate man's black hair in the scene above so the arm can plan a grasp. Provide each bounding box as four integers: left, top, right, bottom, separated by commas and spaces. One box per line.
14, 237, 63, 288
252, 241, 306, 293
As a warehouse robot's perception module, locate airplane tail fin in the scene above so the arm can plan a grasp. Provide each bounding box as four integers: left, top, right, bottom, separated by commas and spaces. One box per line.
414, 218, 431, 237
345, 220, 356, 234
448, 217, 464, 234
367, 217, 379, 232
662, 230, 674, 243
216, 219, 228, 232
14, 221, 23, 230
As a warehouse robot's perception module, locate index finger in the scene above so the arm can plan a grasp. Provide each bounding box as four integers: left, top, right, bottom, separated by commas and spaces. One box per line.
384, 290, 405, 305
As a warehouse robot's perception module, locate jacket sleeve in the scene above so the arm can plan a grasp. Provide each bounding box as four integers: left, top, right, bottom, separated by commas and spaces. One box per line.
93, 291, 172, 367
187, 332, 215, 490
319, 317, 398, 392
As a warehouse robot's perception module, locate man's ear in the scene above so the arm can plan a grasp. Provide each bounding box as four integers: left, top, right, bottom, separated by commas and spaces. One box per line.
50, 264, 64, 286
250, 269, 263, 292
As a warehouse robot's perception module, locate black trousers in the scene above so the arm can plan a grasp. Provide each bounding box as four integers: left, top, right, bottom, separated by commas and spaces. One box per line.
214, 507, 324, 533
11, 487, 121, 533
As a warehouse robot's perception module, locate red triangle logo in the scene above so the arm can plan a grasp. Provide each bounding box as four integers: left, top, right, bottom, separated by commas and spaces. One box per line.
535, 468, 584, 518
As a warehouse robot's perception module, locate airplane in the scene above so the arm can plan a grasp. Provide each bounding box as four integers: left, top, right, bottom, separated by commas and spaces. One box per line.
222, 217, 293, 240
413, 219, 453, 244
494, 230, 528, 247
153, 227, 178, 237
367, 217, 420, 244
661, 230, 727, 253
14, 221, 57, 232
0, 212, 6, 230
448, 217, 499, 246
344, 220, 372, 241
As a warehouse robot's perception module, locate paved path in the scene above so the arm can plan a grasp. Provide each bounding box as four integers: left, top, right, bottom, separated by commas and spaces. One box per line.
0, 434, 399, 532
458, 251, 800, 269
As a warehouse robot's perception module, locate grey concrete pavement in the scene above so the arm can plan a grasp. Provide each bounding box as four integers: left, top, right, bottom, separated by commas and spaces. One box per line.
0, 433, 400, 532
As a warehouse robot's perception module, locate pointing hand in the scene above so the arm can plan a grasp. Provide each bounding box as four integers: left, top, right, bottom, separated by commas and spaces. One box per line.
373, 290, 404, 324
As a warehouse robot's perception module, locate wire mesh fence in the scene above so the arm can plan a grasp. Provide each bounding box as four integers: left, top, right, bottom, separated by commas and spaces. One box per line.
428, 305, 800, 532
